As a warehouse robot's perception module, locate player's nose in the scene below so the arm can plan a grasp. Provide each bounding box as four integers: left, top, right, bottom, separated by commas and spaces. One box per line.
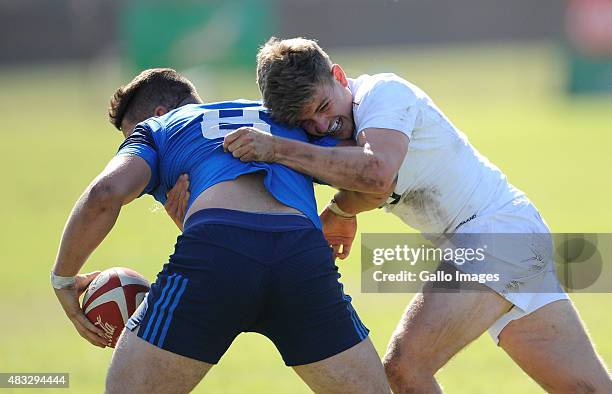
313, 116, 329, 135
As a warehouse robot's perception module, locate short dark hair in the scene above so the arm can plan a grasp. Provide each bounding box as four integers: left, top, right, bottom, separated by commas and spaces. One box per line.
256, 37, 334, 126
108, 68, 200, 131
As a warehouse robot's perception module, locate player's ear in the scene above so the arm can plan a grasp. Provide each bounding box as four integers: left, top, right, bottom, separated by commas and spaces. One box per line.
154, 105, 169, 117
331, 64, 348, 87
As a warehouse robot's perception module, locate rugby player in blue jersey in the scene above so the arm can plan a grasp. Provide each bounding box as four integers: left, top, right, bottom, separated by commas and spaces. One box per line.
51, 69, 389, 393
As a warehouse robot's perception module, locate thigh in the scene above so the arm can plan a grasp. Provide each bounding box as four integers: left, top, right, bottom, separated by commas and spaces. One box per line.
259, 237, 369, 367
129, 224, 269, 364
293, 337, 390, 394
499, 299, 612, 393
384, 265, 513, 373
106, 329, 213, 394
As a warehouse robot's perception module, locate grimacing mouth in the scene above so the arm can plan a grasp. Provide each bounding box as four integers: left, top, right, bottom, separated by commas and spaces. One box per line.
325, 117, 342, 136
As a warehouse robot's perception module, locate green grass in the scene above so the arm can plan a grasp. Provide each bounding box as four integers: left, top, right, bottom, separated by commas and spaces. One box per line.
1, 42, 611, 393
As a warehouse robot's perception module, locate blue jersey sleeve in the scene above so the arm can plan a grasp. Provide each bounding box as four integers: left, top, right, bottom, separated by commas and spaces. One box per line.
116, 123, 160, 195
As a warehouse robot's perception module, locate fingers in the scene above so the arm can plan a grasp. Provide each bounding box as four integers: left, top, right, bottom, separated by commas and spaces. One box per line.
328, 238, 353, 260
223, 128, 274, 163
339, 235, 354, 259
176, 174, 189, 225
178, 187, 189, 226
71, 313, 108, 348
325, 231, 356, 260
331, 244, 341, 259
165, 194, 179, 218
337, 242, 353, 260
223, 128, 249, 151
330, 243, 352, 260
226, 135, 250, 154
165, 190, 178, 212
231, 145, 253, 161
55, 287, 108, 347
165, 174, 190, 229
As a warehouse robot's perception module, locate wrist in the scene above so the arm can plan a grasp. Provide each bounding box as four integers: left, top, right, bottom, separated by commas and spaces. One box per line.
51, 271, 76, 290
326, 198, 356, 218
271, 135, 282, 163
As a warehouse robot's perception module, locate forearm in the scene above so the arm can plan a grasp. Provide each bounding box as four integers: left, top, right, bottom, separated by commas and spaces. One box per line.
272, 137, 390, 193
52, 185, 122, 276
333, 188, 391, 215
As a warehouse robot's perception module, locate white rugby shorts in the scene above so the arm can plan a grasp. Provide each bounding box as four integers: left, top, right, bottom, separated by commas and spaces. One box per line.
447, 198, 569, 343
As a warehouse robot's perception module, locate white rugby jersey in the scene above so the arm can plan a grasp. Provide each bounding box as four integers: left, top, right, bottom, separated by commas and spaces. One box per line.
349, 73, 524, 234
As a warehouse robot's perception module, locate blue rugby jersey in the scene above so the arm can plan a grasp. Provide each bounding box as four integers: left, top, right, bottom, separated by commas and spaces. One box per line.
116, 100, 336, 229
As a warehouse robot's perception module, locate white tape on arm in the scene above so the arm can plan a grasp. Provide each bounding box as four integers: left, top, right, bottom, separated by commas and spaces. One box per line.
326, 199, 356, 218
50, 271, 76, 290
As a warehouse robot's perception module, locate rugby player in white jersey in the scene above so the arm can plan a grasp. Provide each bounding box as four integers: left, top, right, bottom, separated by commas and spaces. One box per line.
218, 38, 612, 393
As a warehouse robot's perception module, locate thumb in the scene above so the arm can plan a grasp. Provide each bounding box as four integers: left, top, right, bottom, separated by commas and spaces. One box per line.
337, 243, 352, 260
76, 271, 101, 294
84, 271, 101, 281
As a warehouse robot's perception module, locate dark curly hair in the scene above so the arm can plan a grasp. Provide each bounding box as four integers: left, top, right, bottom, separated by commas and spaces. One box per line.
108, 68, 200, 131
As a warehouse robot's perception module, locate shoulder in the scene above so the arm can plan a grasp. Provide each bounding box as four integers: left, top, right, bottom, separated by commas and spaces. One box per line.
128, 117, 164, 150
133, 116, 163, 133
350, 74, 428, 140
351, 73, 422, 108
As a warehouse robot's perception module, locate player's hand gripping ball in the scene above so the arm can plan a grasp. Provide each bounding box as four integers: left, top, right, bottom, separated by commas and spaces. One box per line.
82, 267, 150, 347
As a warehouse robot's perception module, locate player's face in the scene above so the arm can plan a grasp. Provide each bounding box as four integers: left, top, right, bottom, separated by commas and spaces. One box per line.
296, 65, 354, 140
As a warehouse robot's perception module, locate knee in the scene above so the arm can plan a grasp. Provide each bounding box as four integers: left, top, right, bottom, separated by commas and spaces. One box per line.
382, 353, 406, 389
383, 346, 437, 392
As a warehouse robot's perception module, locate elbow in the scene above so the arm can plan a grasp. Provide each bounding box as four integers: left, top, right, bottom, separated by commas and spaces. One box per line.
359, 156, 397, 194
368, 170, 396, 195
86, 179, 122, 212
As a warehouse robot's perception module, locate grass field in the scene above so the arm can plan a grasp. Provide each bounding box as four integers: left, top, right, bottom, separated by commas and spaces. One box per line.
1, 42, 611, 393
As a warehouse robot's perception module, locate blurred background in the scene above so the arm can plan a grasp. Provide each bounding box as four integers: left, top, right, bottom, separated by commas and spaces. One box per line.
1, 0, 611, 393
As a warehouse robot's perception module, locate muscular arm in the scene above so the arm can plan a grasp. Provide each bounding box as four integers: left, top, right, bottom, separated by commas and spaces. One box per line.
224, 127, 409, 194
51, 155, 150, 347
53, 155, 151, 276
275, 128, 406, 193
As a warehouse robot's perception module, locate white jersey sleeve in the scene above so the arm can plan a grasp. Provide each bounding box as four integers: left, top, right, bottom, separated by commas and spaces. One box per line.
348, 73, 524, 234
352, 73, 420, 140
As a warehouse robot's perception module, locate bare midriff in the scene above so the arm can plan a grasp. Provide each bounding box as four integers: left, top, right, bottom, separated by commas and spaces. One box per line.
184, 171, 302, 223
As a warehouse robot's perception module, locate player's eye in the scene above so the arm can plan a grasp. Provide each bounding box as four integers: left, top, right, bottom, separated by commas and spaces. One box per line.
316, 99, 330, 113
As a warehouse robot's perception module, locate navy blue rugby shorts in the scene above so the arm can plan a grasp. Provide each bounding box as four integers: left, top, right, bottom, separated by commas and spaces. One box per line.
126, 208, 369, 366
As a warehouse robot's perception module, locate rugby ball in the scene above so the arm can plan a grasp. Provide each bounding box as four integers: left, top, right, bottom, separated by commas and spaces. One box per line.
82, 267, 150, 347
